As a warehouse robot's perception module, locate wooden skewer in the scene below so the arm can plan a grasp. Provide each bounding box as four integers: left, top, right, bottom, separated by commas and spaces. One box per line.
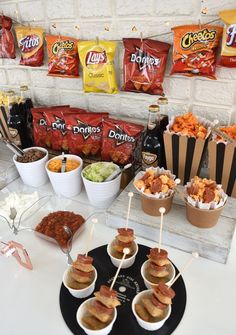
110, 248, 130, 290
85, 218, 97, 257
167, 252, 199, 288
125, 192, 133, 230
158, 207, 166, 252
174, 178, 187, 203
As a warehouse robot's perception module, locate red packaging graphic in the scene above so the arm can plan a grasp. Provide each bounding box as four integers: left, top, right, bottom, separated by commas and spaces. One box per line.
0, 15, 16, 59
123, 38, 170, 95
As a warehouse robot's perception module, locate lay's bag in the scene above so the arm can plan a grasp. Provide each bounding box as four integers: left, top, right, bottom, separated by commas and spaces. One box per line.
78, 40, 118, 94
15, 26, 44, 66
219, 9, 236, 67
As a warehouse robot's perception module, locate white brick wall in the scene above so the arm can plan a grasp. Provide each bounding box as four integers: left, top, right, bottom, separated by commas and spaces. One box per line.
0, 0, 236, 125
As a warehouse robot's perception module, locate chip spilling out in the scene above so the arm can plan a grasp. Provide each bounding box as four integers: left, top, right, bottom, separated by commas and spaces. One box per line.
171, 25, 222, 79
101, 118, 144, 165
123, 38, 170, 95
219, 9, 236, 67
45, 35, 79, 77
0, 15, 16, 59
78, 40, 118, 94
15, 26, 44, 66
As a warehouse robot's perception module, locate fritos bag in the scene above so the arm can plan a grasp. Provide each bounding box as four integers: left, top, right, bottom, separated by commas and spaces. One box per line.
219, 9, 236, 67
45, 35, 79, 77
0, 15, 15, 59
171, 25, 222, 79
123, 38, 170, 95
15, 26, 44, 66
65, 113, 109, 156
78, 40, 118, 93
101, 118, 144, 165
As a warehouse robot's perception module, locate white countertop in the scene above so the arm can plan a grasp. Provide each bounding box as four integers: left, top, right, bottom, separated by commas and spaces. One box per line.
0, 177, 236, 335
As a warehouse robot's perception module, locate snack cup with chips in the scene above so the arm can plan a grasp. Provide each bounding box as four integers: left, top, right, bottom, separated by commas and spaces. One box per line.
76, 297, 117, 335
134, 167, 176, 216
185, 176, 227, 228
132, 290, 171, 331
46, 154, 83, 197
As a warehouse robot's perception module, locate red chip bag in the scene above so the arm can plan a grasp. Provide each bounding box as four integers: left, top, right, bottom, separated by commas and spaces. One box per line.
171, 25, 222, 79
0, 15, 16, 59
15, 26, 44, 66
66, 113, 109, 156
45, 35, 79, 77
32, 109, 51, 148
101, 118, 144, 165
123, 38, 170, 95
219, 9, 236, 67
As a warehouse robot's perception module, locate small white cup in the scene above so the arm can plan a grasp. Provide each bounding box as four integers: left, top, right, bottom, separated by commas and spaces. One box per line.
82, 163, 121, 208
141, 260, 176, 289
46, 154, 83, 198
76, 297, 117, 335
107, 241, 138, 269
63, 266, 97, 298
13, 147, 48, 187
132, 289, 171, 331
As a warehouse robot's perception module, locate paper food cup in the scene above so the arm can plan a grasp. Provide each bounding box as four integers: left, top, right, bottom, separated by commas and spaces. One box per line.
141, 260, 175, 289
208, 140, 236, 198
63, 266, 97, 298
46, 154, 83, 198
76, 297, 117, 335
132, 290, 171, 331
107, 241, 138, 269
164, 132, 209, 185
141, 192, 174, 216
186, 201, 226, 228
82, 164, 121, 208
13, 147, 48, 187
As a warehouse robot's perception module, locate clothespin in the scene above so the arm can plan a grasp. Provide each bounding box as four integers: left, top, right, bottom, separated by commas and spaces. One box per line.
96, 36, 99, 45
0, 241, 33, 270
140, 31, 143, 43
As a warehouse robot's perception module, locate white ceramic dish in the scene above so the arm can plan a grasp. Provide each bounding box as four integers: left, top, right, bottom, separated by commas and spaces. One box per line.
107, 240, 138, 269
141, 260, 176, 289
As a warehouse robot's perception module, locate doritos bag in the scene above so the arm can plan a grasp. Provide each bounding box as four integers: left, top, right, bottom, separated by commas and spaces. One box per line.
171, 25, 222, 79
123, 38, 170, 95
32, 108, 50, 148
78, 40, 118, 93
45, 35, 79, 77
65, 112, 109, 156
101, 118, 144, 165
219, 9, 236, 67
15, 26, 44, 66
0, 15, 15, 59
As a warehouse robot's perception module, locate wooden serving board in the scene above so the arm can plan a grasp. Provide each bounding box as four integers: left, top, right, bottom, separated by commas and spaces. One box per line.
106, 181, 236, 264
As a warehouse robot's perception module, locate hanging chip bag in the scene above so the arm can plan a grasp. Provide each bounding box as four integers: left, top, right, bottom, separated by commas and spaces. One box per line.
78, 40, 118, 93
171, 25, 222, 79
45, 35, 79, 77
15, 26, 44, 66
123, 38, 170, 95
219, 9, 236, 67
0, 15, 16, 59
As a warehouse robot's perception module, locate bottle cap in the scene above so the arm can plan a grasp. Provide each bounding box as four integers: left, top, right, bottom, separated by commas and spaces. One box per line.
148, 104, 160, 112
20, 85, 28, 92
158, 97, 168, 105
6, 90, 15, 97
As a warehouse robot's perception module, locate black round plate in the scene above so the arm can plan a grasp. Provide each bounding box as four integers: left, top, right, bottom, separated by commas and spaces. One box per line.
59, 244, 186, 334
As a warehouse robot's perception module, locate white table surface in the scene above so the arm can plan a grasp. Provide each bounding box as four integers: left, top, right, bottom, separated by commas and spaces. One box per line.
0, 177, 236, 335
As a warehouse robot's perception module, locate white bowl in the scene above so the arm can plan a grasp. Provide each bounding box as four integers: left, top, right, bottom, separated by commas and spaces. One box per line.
81, 163, 121, 208
63, 266, 97, 298
141, 260, 176, 289
46, 154, 83, 197
132, 289, 171, 331
107, 240, 138, 269
13, 147, 48, 187
76, 297, 117, 335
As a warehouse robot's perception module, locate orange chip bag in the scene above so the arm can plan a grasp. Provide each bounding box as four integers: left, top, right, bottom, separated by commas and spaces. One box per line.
171, 25, 222, 79
45, 35, 79, 77
78, 40, 118, 94
15, 26, 44, 66
219, 9, 236, 67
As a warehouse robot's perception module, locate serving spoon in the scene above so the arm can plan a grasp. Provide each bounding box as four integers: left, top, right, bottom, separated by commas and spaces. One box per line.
105, 163, 132, 182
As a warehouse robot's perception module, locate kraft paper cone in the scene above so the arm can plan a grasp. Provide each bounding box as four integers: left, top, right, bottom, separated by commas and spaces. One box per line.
208, 141, 236, 197
164, 132, 207, 185
141, 193, 174, 216
186, 202, 226, 228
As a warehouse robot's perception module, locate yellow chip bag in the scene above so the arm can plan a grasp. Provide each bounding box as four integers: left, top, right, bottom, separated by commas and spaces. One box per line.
78, 40, 118, 94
